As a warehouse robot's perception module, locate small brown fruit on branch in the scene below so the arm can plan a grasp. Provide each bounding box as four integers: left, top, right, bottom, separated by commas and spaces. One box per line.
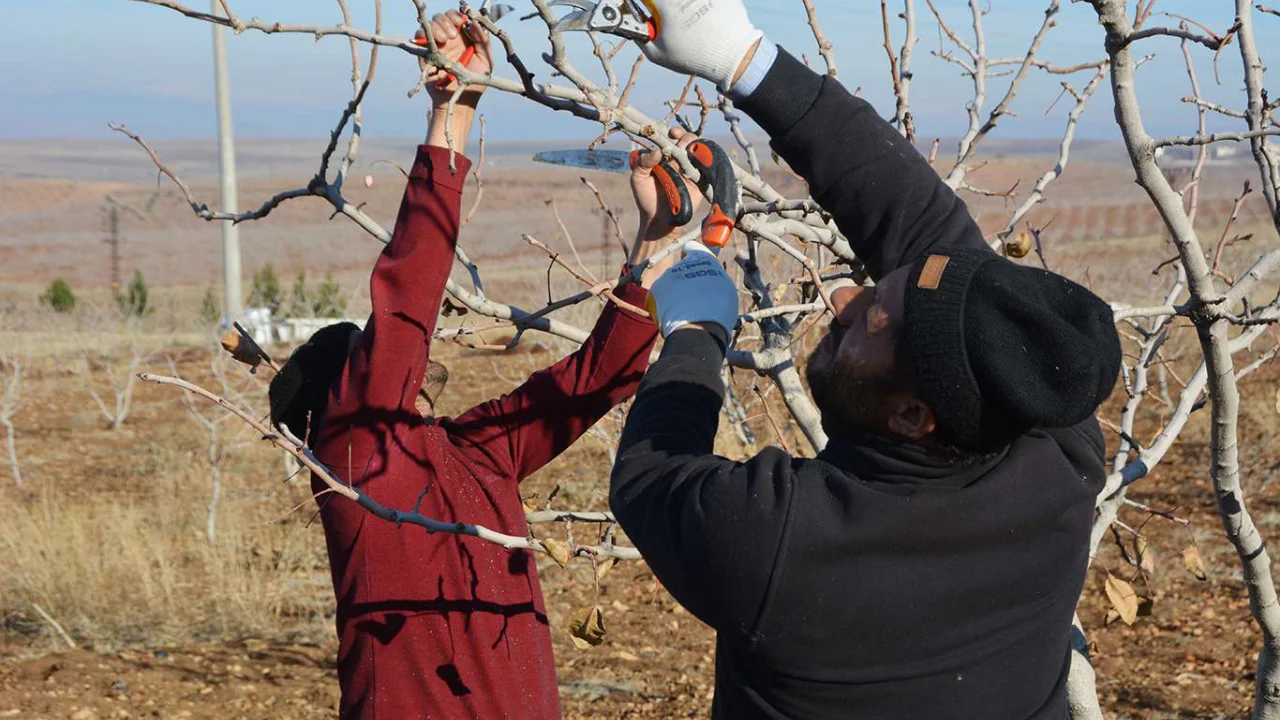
1005, 231, 1033, 259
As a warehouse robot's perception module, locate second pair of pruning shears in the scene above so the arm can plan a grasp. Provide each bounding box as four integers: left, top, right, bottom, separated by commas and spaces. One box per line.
549, 0, 661, 42
533, 140, 740, 251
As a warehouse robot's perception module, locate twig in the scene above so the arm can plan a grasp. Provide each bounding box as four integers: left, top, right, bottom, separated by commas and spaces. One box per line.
31, 604, 77, 650
800, 0, 839, 79
753, 384, 794, 454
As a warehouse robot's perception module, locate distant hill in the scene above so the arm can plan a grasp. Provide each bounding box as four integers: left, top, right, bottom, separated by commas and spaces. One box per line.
0, 134, 1168, 185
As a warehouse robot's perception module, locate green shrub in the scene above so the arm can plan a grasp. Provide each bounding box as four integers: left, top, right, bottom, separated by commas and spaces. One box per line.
285, 270, 311, 319
116, 269, 152, 317
283, 270, 347, 319
39, 279, 77, 313
199, 285, 221, 326
247, 264, 282, 314
313, 272, 348, 319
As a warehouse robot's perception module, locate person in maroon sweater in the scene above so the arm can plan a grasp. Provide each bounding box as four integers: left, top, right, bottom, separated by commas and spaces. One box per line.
266, 12, 691, 719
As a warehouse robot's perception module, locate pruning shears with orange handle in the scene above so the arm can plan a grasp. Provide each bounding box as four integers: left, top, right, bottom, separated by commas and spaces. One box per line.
532, 139, 741, 252
533, 148, 694, 227
413, 2, 513, 91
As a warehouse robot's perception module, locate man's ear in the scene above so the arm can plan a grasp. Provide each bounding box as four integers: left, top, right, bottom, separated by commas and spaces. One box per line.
887, 396, 936, 441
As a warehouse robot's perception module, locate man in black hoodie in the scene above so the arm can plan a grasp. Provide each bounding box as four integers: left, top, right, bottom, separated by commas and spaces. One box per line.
610, 2, 1122, 718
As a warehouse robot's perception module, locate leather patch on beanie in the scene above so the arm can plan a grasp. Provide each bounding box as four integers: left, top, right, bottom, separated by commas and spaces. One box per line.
917, 255, 950, 290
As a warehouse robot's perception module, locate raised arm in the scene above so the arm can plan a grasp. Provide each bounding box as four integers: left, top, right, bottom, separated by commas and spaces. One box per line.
638, 3, 990, 280
610, 329, 795, 635
315, 13, 490, 467
444, 281, 657, 482
442, 142, 706, 482
732, 45, 989, 279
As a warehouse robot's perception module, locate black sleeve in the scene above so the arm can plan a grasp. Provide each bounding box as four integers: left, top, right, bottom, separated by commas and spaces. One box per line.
736, 48, 991, 280
610, 330, 798, 638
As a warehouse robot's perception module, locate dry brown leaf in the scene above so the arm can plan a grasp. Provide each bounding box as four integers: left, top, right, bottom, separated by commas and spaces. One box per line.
1104, 608, 1121, 626
1104, 573, 1139, 625
1275, 388, 1280, 415
1183, 545, 1208, 581
1135, 536, 1156, 574
569, 606, 606, 649
542, 538, 572, 569
594, 556, 618, 581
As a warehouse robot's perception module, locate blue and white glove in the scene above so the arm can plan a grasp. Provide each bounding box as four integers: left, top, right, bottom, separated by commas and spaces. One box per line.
639, 0, 764, 92
647, 241, 739, 340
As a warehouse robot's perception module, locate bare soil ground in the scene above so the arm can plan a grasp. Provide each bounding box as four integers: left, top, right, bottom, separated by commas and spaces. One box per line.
2, 139, 1280, 718
2, 342, 1278, 719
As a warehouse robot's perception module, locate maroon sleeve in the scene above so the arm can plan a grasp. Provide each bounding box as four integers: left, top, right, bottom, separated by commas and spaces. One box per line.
314, 146, 470, 473
443, 282, 659, 483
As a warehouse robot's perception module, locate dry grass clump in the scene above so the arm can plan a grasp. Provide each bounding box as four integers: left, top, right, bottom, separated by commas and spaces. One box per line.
0, 443, 333, 651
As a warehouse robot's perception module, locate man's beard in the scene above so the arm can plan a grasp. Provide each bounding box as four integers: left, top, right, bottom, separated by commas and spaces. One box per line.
807, 351, 895, 433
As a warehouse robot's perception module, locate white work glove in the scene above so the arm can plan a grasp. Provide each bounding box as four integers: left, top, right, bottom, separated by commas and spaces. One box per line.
647, 241, 739, 340
639, 0, 764, 90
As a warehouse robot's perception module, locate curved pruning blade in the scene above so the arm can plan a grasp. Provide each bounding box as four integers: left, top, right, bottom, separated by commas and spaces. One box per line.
549, 0, 596, 32
485, 3, 515, 21
551, 9, 594, 33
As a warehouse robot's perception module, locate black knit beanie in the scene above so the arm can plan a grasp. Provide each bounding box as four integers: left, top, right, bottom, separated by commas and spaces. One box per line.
268, 322, 360, 443
904, 248, 1121, 451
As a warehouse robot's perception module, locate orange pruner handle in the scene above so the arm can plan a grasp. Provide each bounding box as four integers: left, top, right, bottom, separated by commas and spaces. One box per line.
702, 204, 735, 249
629, 150, 695, 227
414, 23, 478, 91
637, 0, 662, 41
687, 140, 740, 250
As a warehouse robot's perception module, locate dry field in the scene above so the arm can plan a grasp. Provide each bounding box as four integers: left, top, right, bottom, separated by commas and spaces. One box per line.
2, 138, 1279, 719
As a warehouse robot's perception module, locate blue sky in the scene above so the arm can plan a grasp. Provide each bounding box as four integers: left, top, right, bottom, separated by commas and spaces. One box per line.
1, 0, 1273, 143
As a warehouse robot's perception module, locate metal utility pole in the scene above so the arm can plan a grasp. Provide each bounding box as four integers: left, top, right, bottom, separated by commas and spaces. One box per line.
211, 0, 243, 323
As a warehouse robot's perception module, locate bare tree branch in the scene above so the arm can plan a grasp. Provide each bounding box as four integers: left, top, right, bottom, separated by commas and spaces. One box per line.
800, 0, 839, 79
140, 372, 642, 561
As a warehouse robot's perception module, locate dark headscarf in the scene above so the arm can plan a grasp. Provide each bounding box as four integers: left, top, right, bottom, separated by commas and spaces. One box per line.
268, 322, 359, 444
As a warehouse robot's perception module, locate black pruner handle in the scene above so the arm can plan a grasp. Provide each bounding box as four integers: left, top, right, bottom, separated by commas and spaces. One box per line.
687, 140, 740, 249
630, 150, 695, 227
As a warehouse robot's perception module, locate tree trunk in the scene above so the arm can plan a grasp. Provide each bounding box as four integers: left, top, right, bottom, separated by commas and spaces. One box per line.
1067, 616, 1104, 720
207, 462, 221, 545
2, 419, 21, 487
206, 428, 221, 545
1199, 319, 1280, 719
